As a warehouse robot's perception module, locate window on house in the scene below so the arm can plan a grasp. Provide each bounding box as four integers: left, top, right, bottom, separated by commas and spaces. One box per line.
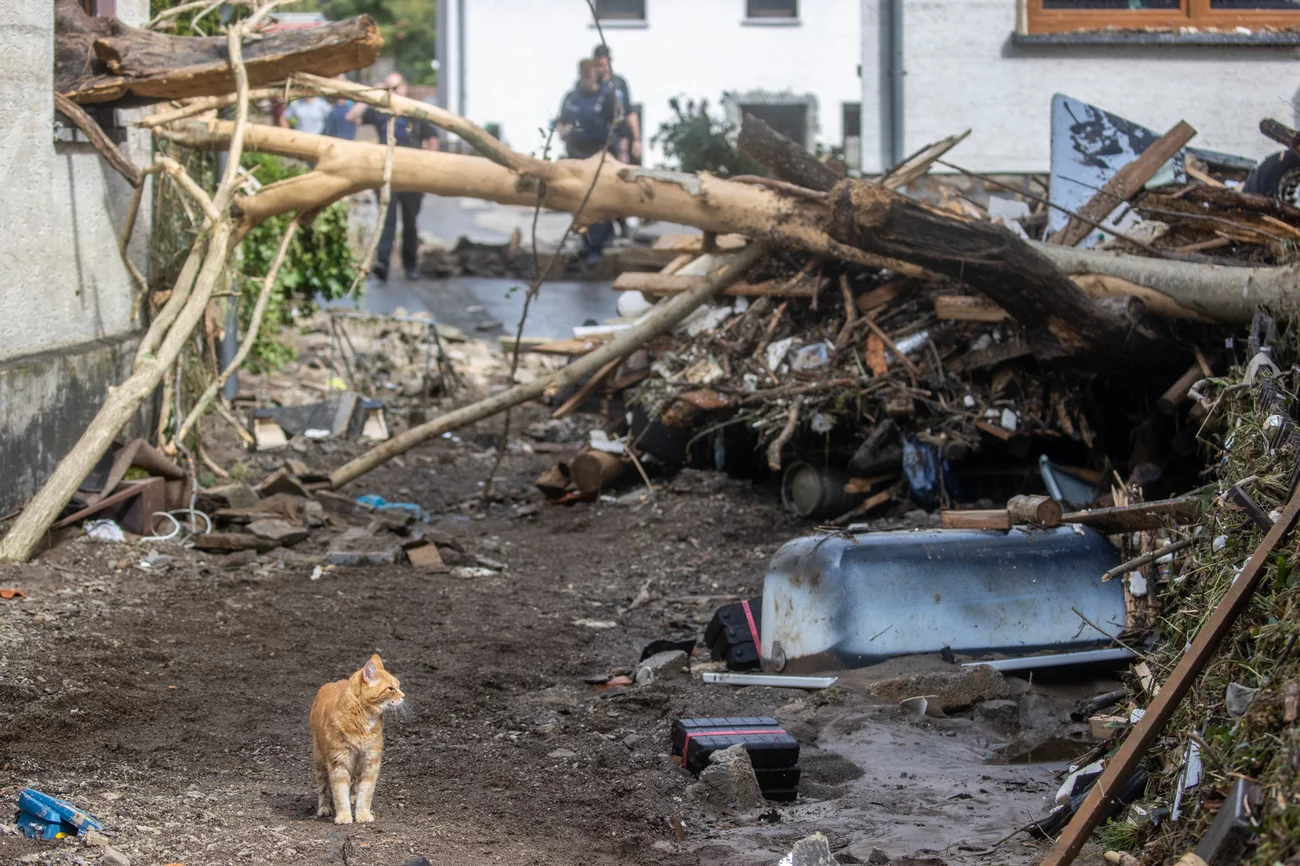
842, 102, 862, 174
79, 0, 116, 14
594, 0, 646, 20
742, 103, 808, 147
747, 0, 798, 19
1026, 0, 1300, 32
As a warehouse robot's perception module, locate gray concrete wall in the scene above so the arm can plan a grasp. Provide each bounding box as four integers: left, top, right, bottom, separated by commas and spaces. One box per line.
0, 0, 154, 514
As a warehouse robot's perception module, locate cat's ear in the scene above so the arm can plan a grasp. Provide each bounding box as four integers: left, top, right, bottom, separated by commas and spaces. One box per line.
362, 660, 380, 684
369, 653, 385, 669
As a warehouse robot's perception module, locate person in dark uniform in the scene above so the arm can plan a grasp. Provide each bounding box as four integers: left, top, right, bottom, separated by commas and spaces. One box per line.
593, 45, 640, 237
344, 73, 439, 281
556, 59, 620, 264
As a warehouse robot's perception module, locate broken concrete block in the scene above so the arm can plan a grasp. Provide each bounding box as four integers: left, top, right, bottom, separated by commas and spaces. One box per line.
199, 483, 259, 510
868, 665, 1009, 712
193, 532, 279, 554
256, 468, 310, 499
634, 650, 688, 685
314, 490, 373, 516
404, 540, 447, 571
102, 847, 132, 866
437, 547, 471, 567
326, 527, 406, 567
975, 698, 1020, 731
690, 743, 765, 811
783, 833, 840, 866
247, 518, 309, 547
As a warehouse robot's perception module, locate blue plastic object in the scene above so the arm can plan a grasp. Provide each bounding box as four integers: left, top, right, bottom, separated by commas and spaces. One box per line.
15, 788, 102, 839
355, 494, 427, 521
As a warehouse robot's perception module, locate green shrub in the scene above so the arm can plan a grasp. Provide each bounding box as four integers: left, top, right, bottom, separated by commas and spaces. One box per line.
652, 97, 764, 178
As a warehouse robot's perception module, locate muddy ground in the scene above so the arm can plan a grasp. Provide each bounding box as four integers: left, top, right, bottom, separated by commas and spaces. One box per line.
0, 405, 1113, 866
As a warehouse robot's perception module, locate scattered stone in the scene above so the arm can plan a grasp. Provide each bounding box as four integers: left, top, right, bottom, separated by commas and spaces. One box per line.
437, 547, 471, 567
474, 555, 507, 571
573, 619, 618, 630
193, 532, 278, 554
247, 518, 309, 547
315, 490, 372, 516
868, 665, 1009, 712
450, 566, 496, 579
368, 512, 414, 535
1226, 682, 1259, 717
782, 833, 840, 866
256, 468, 310, 499
83, 830, 110, 847
975, 698, 1020, 731
515, 503, 541, 518
285, 458, 314, 478
690, 743, 765, 811
200, 483, 259, 510
421, 530, 466, 552
303, 500, 326, 528
140, 554, 172, 569
548, 749, 577, 759
635, 650, 689, 685
102, 847, 132, 866
0, 822, 20, 836
404, 541, 447, 572
327, 527, 406, 567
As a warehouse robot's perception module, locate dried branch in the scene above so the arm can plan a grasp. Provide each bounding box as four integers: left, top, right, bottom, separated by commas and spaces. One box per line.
348, 116, 396, 297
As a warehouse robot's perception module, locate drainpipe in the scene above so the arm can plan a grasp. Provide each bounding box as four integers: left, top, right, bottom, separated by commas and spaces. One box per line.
887, 0, 905, 169
456, 0, 466, 118
435, 0, 448, 109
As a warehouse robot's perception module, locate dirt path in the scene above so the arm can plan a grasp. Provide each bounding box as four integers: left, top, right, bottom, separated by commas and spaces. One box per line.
0, 416, 1083, 866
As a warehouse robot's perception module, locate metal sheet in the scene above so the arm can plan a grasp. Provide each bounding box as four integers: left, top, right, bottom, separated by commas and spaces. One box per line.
961, 648, 1135, 672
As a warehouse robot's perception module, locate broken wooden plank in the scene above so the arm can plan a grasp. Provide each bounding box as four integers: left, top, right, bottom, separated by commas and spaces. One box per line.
855, 279, 907, 314
1040, 486, 1300, 866
650, 234, 749, 254
941, 509, 1011, 531
1050, 120, 1197, 247
613, 272, 814, 298
1062, 497, 1200, 534
552, 356, 622, 420
56, 0, 381, 105
879, 130, 971, 190
1157, 362, 1205, 415
933, 295, 1009, 323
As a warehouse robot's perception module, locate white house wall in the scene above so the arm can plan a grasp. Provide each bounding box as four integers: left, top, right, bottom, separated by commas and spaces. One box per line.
457, 0, 861, 165
860, 0, 1300, 175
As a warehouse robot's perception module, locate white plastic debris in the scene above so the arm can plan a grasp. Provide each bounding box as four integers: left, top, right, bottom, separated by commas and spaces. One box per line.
588, 430, 626, 455
962, 394, 976, 409
792, 342, 832, 371
304, 428, 331, 440
810, 412, 836, 434
616, 290, 654, 319
310, 565, 326, 581
892, 329, 931, 356
765, 337, 795, 372
1000, 408, 1018, 433
85, 520, 126, 543
1128, 572, 1148, 597
1055, 759, 1104, 806
1213, 535, 1228, 552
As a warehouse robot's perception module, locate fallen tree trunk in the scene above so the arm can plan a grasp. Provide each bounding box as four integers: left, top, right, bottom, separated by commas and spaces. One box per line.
55, 0, 380, 106
1031, 241, 1300, 324
826, 180, 1176, 365
328, 245, 768, 490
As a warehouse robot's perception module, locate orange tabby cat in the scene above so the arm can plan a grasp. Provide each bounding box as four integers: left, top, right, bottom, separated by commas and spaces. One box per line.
309, 654, 404, 824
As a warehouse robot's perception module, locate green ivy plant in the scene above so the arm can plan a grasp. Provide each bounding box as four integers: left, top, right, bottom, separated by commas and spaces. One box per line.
238, 153, 357, 371
652, 96, 764, 178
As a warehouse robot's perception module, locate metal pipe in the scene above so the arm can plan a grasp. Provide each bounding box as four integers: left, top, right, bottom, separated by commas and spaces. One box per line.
435, 0, 448, 109
456, 0, 466, 119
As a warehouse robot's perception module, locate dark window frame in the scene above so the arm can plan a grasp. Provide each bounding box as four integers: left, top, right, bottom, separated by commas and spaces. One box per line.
1027, 0, 1300, 33
746, 0, 799, 20
593, 0, 646, 21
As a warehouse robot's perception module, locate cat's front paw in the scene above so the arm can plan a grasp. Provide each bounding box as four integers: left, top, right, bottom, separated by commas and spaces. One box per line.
333, 814, 353, 825
355, 811, 374, 823
316, 806, 333, 818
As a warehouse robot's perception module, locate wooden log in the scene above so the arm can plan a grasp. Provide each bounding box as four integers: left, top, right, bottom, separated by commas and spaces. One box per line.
1040, 486, 1300, 866
941, 510, 1011, 530
933, 295, 1009, 322
826, 180, 1177, 367
1260, 117, 1300, 160
569, 451, 624, 494
55, 0, 381, 106
736, 112, 841, 193
1157, 362, 1205, 415
1007, 495, 1062, 526
612, 272, 813, 298
535, 462, 572, 499
1049, 120, 1197, 247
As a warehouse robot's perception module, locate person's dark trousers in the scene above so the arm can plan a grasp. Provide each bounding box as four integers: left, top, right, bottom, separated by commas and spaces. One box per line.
374, 191, 424, 278
582, 219, 615, 262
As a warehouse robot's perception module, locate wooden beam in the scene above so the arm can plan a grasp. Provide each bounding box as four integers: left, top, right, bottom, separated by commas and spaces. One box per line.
1062, 497, 1200, 534
53, 92, 142, 187
1050, 120, 1197, 247
941, 509, 1011, 530
879, 130, 971, 190
612, 272, 814, 298
1041, 486, 1300, 866
933, 295, 1009, 322
552, 356, 622, 420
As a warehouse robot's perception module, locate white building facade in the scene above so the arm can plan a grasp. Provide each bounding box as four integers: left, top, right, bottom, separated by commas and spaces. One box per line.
860, 0, 1300, 175
437, 0, 863, 168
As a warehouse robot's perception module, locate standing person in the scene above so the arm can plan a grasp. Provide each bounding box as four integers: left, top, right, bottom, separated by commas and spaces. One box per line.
345, 73, 439, 281
324, 76, 358, 140
592, 45, 640, 237
556, 59, 618, 264
279, 95, 332, 135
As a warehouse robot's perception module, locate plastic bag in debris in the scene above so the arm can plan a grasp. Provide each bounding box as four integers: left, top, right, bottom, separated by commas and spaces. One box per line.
901, 437, 958, 508
355, 495, 427, 521
85, 520, 126, 543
